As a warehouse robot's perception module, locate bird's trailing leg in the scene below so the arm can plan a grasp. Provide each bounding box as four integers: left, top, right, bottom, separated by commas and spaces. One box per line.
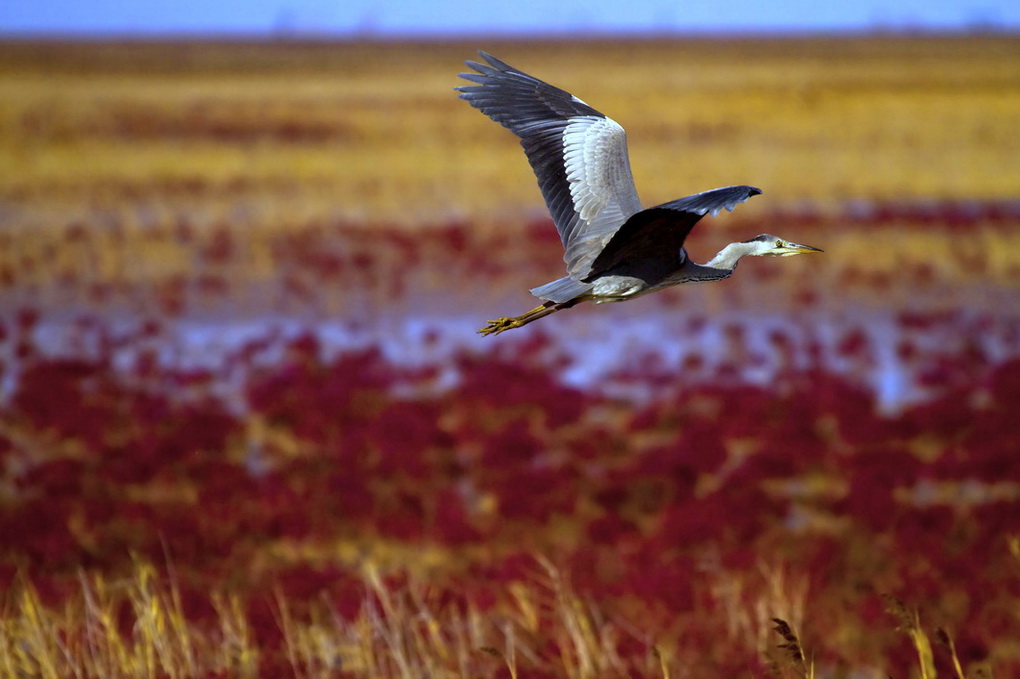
477, 301, 571, 336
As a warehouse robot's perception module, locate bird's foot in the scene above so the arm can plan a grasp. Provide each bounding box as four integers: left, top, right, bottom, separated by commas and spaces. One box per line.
477, 316, 522, 336
477, 304, 553, 336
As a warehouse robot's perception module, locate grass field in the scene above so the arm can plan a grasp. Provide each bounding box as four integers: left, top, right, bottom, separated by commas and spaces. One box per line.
1, 37, 1019, 678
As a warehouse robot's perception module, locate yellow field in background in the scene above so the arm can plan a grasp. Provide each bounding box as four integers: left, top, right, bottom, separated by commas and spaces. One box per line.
1, 37, 1018, 227
1, 37, 1019, 310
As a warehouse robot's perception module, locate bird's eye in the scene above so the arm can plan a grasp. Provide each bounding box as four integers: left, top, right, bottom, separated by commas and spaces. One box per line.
775, 240, 784, 248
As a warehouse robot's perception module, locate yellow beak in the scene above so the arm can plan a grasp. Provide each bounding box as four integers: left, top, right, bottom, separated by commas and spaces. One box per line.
785, 241, 824, 255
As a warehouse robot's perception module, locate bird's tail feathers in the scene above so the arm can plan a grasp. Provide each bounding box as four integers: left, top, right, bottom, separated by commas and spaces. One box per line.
529, 276, 593, 304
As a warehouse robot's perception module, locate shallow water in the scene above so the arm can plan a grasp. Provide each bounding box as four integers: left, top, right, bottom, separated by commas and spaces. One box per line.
12, 301, 1020, 417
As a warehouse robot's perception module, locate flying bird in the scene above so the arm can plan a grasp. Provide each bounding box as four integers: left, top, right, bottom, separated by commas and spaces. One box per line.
456, 52, 822, 336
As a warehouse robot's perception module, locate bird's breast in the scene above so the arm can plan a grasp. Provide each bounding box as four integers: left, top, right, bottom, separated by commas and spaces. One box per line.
590, 275, 649, 302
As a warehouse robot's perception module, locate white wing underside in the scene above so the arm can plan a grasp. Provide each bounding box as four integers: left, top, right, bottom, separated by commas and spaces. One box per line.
561, 115, 643, 278
456, 53, 643, 279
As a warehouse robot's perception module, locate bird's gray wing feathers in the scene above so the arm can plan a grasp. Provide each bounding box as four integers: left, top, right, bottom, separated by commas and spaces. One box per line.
529, 275, 594, 304
456, 52, 643, 279
585, 185, 762, 282
654, 185, 761, 217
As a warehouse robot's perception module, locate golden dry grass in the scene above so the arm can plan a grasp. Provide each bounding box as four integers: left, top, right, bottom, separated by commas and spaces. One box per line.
2, 559, 983, 679
1, 563, 259, 679
1, 37, 1018, 224
0, 559, 666, 679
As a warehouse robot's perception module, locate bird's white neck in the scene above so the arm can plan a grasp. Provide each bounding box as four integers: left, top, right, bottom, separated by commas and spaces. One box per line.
703, 240, 758, 271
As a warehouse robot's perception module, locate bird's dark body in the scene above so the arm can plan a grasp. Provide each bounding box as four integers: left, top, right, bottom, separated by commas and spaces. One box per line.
585, 208, 690, 284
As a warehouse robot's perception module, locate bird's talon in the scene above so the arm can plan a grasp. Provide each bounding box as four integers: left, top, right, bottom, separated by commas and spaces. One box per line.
477, 316, 521, 336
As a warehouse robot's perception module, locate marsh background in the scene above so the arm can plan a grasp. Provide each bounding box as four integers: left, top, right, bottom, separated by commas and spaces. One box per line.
0, 24, 1018, 679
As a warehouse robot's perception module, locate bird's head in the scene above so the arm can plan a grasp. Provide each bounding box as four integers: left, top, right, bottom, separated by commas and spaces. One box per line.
745, 234, 824, 257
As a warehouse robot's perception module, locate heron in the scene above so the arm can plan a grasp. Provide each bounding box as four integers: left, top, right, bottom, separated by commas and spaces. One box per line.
457, 52, 822, 336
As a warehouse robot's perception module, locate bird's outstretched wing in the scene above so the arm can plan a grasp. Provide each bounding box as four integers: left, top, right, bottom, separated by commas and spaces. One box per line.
652, 185, 762, 217
585, 185, 762, 281
456, 51, 643, 279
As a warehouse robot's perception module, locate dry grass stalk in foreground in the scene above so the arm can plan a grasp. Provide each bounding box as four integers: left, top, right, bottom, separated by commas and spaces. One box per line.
0, 563, 259, 679
324, 560, 651, 679
0, 560, 670, 679
770, 618, 814, 679
883, 594, 979, 679
3, 560, 992, 679
935, 628, 968, 679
